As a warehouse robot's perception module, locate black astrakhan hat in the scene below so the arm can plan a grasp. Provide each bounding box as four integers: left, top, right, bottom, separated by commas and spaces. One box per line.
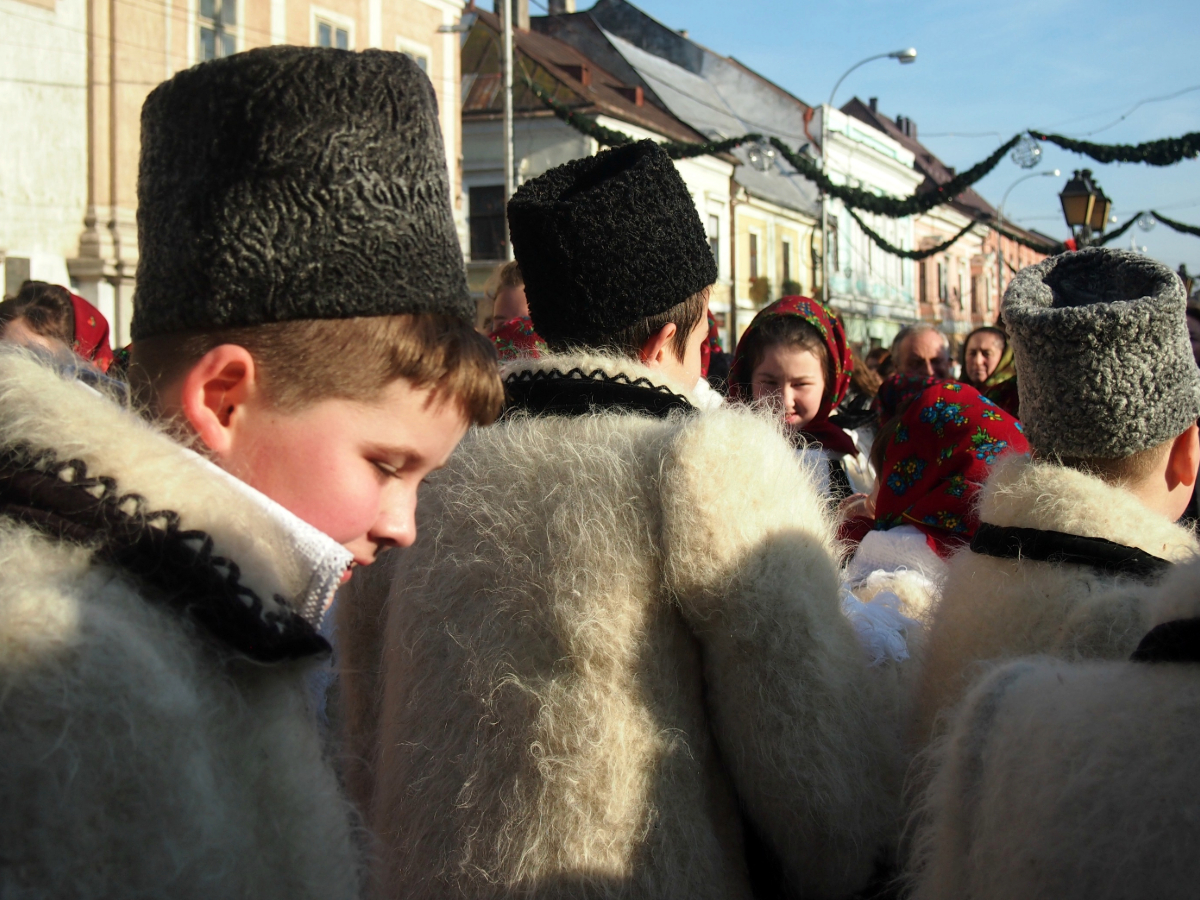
507, 140, 717, 348
132, 46, 472, 340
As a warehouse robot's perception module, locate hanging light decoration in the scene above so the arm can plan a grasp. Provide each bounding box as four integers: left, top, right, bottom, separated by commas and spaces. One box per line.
1010, 133, 1043, 169
745, 141, 777, 173
1137, 212, 1157, 232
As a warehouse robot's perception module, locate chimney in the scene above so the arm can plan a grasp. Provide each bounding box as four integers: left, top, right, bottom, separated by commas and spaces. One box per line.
495, 0, 529, 30
546, 0, 575, 12
614, 85, 644, 106
894, 115, 918, 139
868, 97, 878, 114
560, 64, 591, 86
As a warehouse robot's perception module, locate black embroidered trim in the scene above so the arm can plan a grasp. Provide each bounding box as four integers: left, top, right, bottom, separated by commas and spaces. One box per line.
503, 367, 696, 419
0, 444, 329, 663
1131, 618, 1200, 664
970, 523, 1172, 581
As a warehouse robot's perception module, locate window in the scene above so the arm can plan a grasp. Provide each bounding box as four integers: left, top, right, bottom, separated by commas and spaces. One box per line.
781, 240, 791, 285
199, 0, 235, 61
317, 18, 349, 48
469, 185, 506, 261
396, 36, 431, 73
937, 261, 948, 302
748, 233, 759, 280
919, 261, 928, 304
707, 214, 720, 271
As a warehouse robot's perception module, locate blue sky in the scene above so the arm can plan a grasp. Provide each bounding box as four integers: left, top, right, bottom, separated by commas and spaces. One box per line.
581, 0, 1200, 274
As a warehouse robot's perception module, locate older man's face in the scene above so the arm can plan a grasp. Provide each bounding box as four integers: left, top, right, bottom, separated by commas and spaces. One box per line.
899, 330, 951, 379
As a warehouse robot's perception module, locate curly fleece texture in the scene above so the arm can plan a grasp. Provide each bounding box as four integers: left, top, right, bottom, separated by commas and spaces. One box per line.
910, 559, 1200, 900
1002, 247, 1200, 458
337, 350, 901, 900
507, 141, 717, 348
0, 350, 361, 897
910, 453, 1198, 750
133, 46, 471, 339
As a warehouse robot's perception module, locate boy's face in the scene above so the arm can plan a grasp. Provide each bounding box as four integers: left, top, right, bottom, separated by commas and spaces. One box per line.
219, 378, 468, 576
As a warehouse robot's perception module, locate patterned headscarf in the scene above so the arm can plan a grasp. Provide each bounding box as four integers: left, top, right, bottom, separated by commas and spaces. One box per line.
728, 296, 855, 455
874, 381, 1029, 556
490, 316, 547, 361
68, 293, 114, 373
699, 309, 723, 378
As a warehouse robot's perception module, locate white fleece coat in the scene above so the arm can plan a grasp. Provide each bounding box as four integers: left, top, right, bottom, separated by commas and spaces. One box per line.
912, 454, 1197, 747
338, 352, 901, 900
910, 559, 1200, 900
0, 352, 361, 898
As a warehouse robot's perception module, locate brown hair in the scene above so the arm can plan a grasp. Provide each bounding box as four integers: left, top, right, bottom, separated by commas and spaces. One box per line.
0, 281, 75, 344
484, 260, 524, 300
737, 314, 833, 392
130, 313, 504, 426
552, 287, 709, 362
848, 346, 881, 398
1053, 441, 1173, 487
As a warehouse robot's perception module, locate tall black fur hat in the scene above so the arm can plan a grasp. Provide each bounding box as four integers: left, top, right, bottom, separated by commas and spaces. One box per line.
507, 140, 716, 348
132, 46, 471, 340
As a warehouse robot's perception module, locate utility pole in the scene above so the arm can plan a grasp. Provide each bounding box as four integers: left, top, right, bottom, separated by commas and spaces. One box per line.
501, 0, 515, 260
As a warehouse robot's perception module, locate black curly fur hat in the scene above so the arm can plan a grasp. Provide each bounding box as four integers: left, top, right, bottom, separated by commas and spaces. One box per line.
132, 46, 472, 340
507, 140, 717, 349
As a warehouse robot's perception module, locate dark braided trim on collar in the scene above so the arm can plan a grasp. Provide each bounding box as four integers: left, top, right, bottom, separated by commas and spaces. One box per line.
970, 522, 1173, 582
1131, 618, 1200, 664
503, 367, 696, 419
0, 444, 329, 663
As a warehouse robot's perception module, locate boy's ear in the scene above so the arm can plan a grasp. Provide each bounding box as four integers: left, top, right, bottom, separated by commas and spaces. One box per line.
179, 345, 259, 457
639, 323, 678, 370
1166, 422, 1200, 491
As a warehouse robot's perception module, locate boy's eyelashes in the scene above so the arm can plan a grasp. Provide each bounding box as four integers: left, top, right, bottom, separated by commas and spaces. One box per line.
372, 459, 405, 479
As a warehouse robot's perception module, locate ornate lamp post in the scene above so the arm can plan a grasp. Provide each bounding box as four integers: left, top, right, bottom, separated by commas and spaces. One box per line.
1059, 168, 1111, 249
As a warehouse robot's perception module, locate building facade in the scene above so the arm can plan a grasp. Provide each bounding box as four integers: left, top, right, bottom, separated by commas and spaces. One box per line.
1, 0, 466, 344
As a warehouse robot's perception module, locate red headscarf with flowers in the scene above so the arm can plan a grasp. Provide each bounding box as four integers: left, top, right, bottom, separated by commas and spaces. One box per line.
490, 316, 547, 361
699, 309, 723, 378
873, 380, 1028, 556
68, 293, 114, 373
728, 296, 855, 455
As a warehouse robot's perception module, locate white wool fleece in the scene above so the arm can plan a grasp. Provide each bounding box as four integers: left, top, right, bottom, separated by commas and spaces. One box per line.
338, 350, 902, 900
909, 653, 1200, 900
0, 351, 362, 899
911, 453, 1198, 751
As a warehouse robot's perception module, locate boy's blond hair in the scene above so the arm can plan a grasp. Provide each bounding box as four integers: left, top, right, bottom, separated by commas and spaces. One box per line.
130, 313, 504, 426
1054, 441, 1174, 488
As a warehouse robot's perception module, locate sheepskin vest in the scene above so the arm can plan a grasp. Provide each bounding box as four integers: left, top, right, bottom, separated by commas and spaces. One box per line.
912, 454, 1198, 747
0, 351, 361, 899
911, 559, 1200, 900
338, 351, 901, 900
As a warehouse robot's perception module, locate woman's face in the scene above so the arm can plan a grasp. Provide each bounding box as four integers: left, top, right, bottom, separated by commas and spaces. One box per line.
751, 344, 826, 432
964, 331, 1005, 385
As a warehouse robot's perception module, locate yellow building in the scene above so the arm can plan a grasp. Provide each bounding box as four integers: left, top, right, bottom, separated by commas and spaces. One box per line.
1, 0, 467, 344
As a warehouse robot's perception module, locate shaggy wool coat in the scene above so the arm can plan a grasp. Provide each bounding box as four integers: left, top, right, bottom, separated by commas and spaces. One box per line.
338, 351, 900, 900
909, 558, 1200, 900
911, 454, 1198, 747
0, 351, 361, 898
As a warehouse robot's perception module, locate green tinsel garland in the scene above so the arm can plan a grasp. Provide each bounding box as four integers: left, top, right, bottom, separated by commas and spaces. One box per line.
525, 78, 762, 160
1032, 131, 1200, 167
844, 207, 980, 260
770, 135, 1021, 219
1093, 214, 1141, 246
1153, 210, 1200, 237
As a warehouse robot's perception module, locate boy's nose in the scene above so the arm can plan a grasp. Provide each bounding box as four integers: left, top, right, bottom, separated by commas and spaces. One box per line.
371, 499, 418, 550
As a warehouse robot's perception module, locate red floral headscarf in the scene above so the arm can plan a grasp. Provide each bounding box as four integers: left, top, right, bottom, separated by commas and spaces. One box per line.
699, 309, 723, 378
490, 316, 547, 361
873, 380, 1029, 556
68, 293, 114, 373
728, 296, 855, 455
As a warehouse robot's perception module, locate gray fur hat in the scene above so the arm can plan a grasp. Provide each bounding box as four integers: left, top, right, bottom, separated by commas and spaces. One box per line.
1002, 247, 1200, 458
132, 46, 471, 340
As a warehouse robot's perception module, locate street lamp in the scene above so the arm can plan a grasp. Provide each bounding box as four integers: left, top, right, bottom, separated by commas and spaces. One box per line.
1059, 168, 1110, 248
995, 168, 1059, 306
821, 48, 917, 305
